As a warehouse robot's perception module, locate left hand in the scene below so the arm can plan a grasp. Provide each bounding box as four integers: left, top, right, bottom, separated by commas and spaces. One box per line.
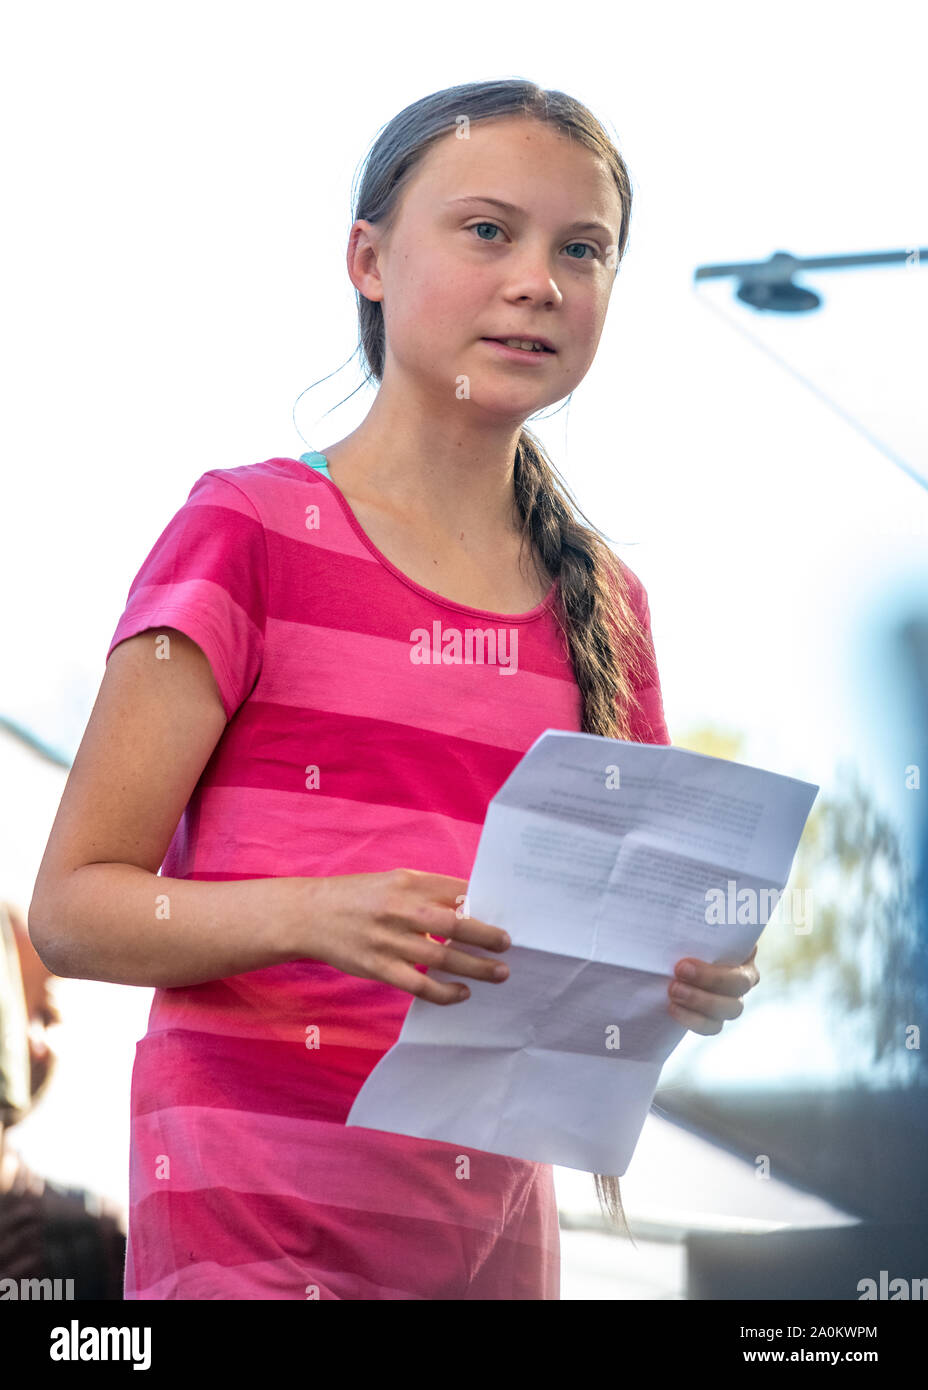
668, 945, 760, 1035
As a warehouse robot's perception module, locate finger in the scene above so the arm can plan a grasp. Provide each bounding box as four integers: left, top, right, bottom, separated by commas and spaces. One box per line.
391, 960, 473, 1006
389, 870, 504, 950
382, 875, 504, 951
420, 906, 511, 954
402, 932, 510, 985
667, 997, 725, 1035
674, 957, 756, 998
741, 944, 761, 988
669, 978, 745, 1022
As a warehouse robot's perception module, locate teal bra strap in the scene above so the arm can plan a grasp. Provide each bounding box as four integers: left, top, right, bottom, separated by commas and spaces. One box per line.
299, 451, 331, 478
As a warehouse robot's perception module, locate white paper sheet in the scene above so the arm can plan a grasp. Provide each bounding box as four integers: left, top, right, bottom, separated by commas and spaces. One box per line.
346, 730, 819, 1173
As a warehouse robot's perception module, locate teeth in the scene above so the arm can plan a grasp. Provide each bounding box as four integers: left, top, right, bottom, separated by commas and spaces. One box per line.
502, 339, 547, 352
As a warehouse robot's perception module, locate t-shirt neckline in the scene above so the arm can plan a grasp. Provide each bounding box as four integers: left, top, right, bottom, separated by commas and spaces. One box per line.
286, 454, 560, 624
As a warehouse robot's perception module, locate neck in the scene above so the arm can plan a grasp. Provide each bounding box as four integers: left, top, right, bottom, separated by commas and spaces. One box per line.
319, 390, 527, 543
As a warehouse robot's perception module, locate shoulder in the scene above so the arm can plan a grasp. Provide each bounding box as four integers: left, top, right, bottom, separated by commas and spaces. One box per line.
615, 554, 646, 605
604, 551, 650, 624
186, 457, 299, 520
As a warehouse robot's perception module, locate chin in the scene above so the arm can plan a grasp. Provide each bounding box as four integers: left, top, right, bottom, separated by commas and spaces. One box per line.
466, 382, 557, 415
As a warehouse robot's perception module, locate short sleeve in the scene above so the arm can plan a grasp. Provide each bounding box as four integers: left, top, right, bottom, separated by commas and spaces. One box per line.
610, 557, 672, 747
105, 471, 268, 721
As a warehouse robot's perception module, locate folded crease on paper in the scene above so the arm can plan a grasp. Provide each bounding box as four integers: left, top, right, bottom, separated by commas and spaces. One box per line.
347, 730, 818, 1174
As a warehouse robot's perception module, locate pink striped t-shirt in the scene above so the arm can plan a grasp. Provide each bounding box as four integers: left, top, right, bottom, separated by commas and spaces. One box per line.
105, 455, 671, 1300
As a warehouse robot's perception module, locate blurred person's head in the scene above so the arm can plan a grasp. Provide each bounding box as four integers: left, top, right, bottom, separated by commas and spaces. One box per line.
1, 900, 60, 1115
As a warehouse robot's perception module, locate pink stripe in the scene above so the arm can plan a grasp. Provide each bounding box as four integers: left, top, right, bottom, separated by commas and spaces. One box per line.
125, 1183, 557, 1298
181, 784, 483, 877
202, 703, 546, 812
114, 493, 266, 635
142, 970, 409, 1046
128, 1103, 550, 1232
234, 460, 377, 558
271, 524, 560, 629
127, 1258, 412, 1300
255, 620, 581, 743
130, 1028, 387, 1121
189, 473, 265, 521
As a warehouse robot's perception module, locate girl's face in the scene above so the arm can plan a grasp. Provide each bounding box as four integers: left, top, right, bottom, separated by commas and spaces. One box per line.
354, 115, 625, 423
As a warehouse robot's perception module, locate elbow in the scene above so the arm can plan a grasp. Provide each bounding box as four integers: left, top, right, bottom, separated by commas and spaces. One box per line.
27, 889, 71, 978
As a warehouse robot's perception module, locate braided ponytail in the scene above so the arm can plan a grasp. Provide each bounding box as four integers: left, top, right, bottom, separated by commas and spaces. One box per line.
512, 428, 655, 1235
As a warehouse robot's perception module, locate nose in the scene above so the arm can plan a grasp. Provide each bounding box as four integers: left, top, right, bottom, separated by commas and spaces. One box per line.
503, 245, 564, 308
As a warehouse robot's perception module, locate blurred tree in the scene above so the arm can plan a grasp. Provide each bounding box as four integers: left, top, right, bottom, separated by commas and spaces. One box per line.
674, 726, 926, 1082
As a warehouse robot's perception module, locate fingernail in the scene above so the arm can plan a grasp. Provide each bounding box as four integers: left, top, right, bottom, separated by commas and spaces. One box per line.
678, 963, 696, 980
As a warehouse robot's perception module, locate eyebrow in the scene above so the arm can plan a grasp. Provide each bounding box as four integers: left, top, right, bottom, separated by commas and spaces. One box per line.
443, 195, 615, 239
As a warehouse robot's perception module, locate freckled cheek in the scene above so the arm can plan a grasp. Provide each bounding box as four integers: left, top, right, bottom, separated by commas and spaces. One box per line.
572, 299, 606, 342
393, 277, 481, 359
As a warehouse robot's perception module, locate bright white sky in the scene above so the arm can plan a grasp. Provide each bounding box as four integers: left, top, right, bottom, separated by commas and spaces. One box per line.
2, 1, 927, 1210
3, 0, 926, 799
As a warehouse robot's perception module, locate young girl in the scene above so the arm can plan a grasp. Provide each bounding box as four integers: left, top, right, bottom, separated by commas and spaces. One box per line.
29, 79, 759, 1301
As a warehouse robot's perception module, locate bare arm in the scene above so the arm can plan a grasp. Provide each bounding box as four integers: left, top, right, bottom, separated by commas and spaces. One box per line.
29, 628, 513, 1002
28, 628, 313, 988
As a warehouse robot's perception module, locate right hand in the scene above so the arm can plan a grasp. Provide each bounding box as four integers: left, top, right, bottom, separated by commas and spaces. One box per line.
303, 868, 511, 1005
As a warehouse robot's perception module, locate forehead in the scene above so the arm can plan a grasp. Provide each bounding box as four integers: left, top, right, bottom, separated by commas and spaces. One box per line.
406, 116, 621, 227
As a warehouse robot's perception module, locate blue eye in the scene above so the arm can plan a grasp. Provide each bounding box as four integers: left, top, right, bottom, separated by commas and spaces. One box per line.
468, 222, 600, 259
